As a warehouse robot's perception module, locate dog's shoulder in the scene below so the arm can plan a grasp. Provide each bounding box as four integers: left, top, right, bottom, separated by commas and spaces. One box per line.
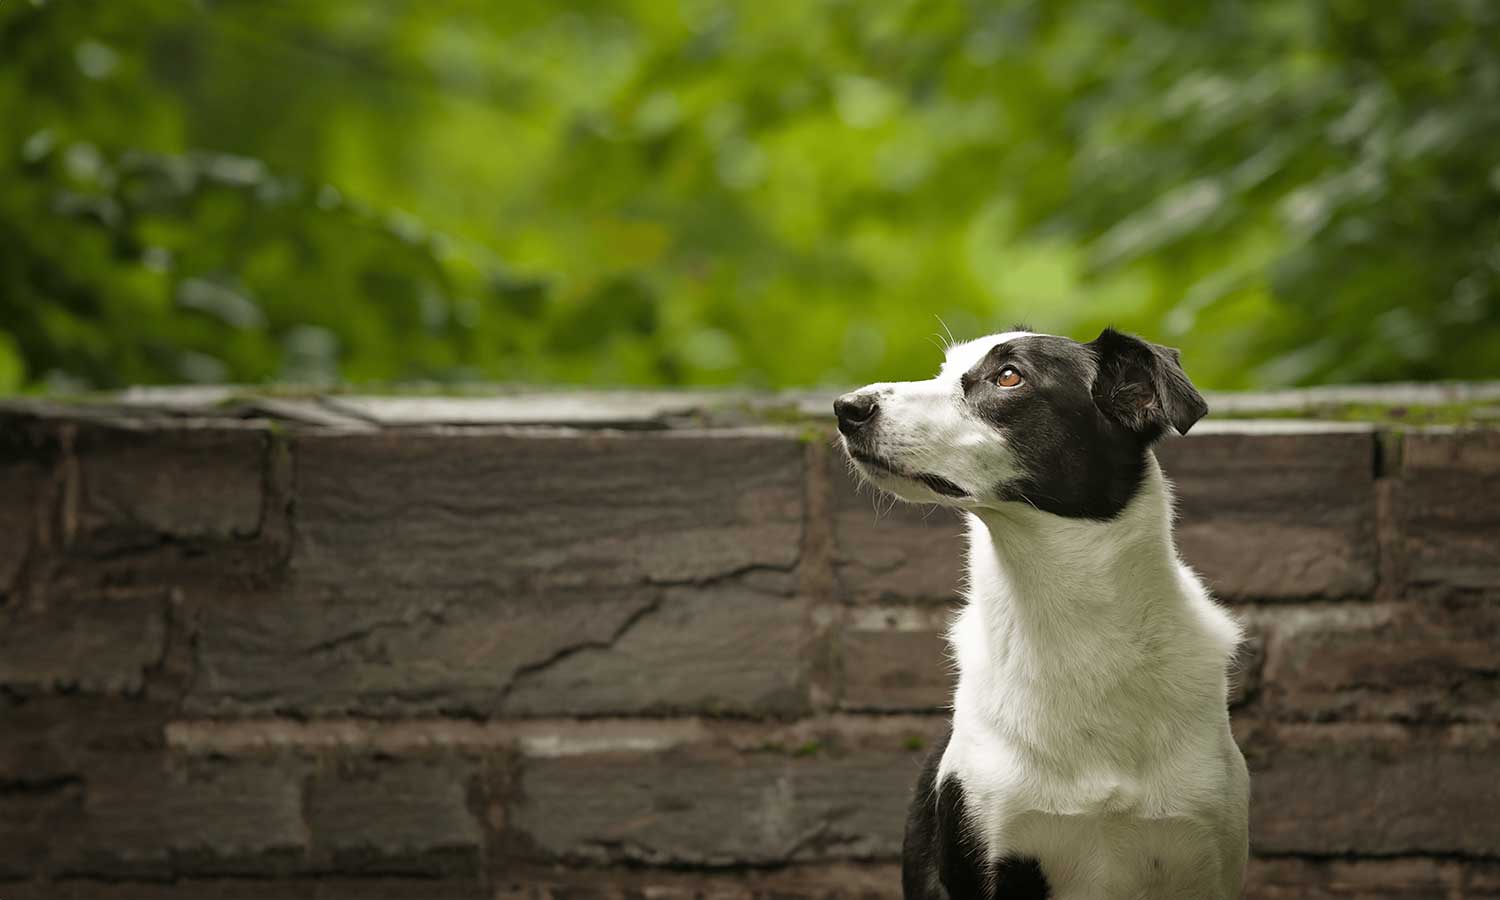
902, 725, 1052, 900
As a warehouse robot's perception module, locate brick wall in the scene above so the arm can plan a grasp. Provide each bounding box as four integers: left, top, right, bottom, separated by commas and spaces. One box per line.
1, 391, 1497, 899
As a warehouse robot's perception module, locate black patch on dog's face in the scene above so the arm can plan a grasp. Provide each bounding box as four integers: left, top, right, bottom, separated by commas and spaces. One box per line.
960, 329, 1205, 520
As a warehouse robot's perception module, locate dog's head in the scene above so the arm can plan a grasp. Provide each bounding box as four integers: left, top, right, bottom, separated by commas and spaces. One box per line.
835, 327, 1207, 520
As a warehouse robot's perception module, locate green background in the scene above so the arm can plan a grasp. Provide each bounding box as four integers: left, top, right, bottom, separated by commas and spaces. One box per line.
2, 0, 1497, 394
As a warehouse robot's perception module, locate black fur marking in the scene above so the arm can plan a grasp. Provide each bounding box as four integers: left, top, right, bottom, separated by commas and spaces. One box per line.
903, 727, 1052, 900
1088, 327, 1207, 439
917, 471, 969, 498
993, 857, 1052, 897
960, 330, 1204, 520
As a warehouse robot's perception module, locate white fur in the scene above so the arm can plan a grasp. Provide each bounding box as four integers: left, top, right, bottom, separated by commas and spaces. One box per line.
846, 332, 1248, 899
943, 466, 1247, 899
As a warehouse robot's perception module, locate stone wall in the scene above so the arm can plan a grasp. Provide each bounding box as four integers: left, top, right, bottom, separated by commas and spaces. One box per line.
1, 389, 1497, 899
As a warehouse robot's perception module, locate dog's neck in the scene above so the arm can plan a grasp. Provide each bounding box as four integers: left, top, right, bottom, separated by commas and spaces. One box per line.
968, 453, 1177, 623
947, 453, 1238, 764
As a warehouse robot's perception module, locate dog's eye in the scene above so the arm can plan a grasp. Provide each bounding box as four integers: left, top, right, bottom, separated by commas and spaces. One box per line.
996, 367, 1023, 388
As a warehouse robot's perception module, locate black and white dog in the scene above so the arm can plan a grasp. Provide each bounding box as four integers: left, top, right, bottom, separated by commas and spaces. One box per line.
835, 328, 1247, 900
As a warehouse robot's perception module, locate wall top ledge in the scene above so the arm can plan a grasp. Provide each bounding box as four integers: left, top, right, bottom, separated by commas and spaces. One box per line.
0, 381, 1497, 433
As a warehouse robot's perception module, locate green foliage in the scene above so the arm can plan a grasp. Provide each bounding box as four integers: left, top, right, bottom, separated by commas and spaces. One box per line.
2, 0, 1497, 392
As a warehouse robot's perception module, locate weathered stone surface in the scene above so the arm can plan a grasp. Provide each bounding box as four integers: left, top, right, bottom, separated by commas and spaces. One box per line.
1156, 429, 1377, 599
67, 754, 308, 876
495, 863, 904, 900
292, 430, 803, 592
4, 878, 491, 900
179, 429, 808, 718
1249, 725, 1500, 856
500, 585, 810, 717
0, 590, 167, 693
1244, 857, 1462, 900
830, 457, 966, 604
307, 757, 481, 875
1470, 862, 1500, 897
188, 583, 650, 716
512, 747, 921, 865
188, 582, 808, 718
72, 425, 266, 548
838, 605, 955, 711
0, 785, 84, 879
0, 458, 45, 594
1400, 430, 1500, 595
0, 696, 170, 783
1260, 603, 1500, 722
4, 869, 897, 900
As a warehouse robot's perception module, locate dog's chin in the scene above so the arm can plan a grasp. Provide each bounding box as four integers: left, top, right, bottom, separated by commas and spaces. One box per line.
844, 447, 972, 506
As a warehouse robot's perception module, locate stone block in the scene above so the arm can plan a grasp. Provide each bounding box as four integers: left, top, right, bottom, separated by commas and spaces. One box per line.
66, 754, 308, 876
1248, 725, 1500, 856
290, 430, 804, 592
0, 785, 84, 879
838, 605, 955, 711
0, 696, 171, 782
1260, 603, 1500, 722
0, 458, 46, 593
511, 747, 921, 865
1400, 430, 1500, 595
1244, 857, 1461, 899
306, 756, 482, 876
72, 425, 266, 549
1157, 429, 1378, 599
494, 863, 903, 900
0, 589, 168, 693
188, 583, 809, 718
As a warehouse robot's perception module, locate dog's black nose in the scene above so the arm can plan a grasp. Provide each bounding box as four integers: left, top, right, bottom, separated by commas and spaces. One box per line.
834, 392, 878, 435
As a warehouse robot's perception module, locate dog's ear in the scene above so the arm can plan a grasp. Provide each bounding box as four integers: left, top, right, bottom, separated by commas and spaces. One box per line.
1086, 327, 1208, 438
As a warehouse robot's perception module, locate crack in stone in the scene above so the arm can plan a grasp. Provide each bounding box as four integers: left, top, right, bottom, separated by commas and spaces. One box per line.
299, 607, 451, 656
643, 559, 800, 589
495, 594, 666, 707
289, 565, 765, 664
782, 820, 845, 862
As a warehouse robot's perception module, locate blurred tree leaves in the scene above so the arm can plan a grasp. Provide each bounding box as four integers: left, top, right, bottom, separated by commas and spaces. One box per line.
1, 0, 1496, 392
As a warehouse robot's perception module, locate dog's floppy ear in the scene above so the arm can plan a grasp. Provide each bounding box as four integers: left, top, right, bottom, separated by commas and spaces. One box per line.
1086, 327, 1208, 438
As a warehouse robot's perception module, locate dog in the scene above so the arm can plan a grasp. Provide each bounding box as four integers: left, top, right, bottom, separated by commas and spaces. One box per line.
835, 327, 1247, 900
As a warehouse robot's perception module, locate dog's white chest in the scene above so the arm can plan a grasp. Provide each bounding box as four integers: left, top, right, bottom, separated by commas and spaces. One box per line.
941, 722, 1246, 900
1005, 811, 1230, 900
